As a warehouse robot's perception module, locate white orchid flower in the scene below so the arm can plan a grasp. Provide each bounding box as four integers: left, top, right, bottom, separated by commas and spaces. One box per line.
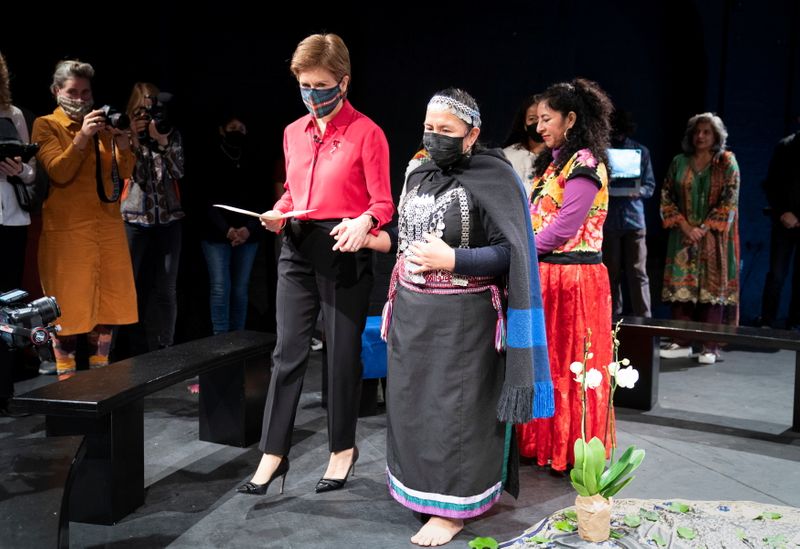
607, 361, 619, 377
570, 361, 584, 375
616, 366, 640, 389
584, 368, 603, 389
573, 373, 584, 384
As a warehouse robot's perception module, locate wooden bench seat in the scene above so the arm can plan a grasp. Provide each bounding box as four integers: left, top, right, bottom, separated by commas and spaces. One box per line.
616, 316, 800, 432
12, 330, 275, 524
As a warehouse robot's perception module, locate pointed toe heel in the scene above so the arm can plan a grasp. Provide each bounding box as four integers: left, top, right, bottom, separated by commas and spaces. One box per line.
315, 446, 358, 494
237, 456, 289, 496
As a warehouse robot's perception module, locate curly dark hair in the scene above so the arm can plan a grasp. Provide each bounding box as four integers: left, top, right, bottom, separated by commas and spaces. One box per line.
502, 94, 539, 148
532, 78, 613, 177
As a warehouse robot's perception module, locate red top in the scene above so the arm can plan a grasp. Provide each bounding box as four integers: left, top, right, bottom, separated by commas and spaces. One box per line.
274, 100, 394, 232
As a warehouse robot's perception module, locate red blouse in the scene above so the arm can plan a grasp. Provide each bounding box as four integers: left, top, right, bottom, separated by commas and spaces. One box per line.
274, 100, 394, 231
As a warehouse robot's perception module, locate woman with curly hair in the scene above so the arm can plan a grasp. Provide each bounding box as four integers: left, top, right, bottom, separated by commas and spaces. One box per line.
516, 78, 614, 473
659, 113, 739, 364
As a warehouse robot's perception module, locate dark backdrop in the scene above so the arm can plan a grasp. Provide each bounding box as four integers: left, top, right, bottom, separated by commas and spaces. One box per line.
4, 0, 799, 339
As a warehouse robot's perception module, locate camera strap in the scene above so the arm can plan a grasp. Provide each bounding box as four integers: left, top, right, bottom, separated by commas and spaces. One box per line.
94, 134, 122, 202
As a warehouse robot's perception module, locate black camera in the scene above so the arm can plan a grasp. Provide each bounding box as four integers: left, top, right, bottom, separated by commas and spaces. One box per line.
0, 141, 39, 163
135, 92, 173, 140
0, 290, 60, 358
99, 105, 131, 131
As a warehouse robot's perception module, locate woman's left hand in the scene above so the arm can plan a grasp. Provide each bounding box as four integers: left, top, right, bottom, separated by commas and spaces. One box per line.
0, 156, 23, 177
330, 214, 372, 252
406, 233, 455, 273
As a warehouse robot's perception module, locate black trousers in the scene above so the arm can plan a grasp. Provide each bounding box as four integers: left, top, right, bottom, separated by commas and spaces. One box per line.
761, 221, 800, 327
259, 220, 372, 455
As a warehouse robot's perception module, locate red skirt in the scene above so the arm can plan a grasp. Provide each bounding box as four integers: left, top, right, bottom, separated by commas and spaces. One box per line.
516, 262, 613, 471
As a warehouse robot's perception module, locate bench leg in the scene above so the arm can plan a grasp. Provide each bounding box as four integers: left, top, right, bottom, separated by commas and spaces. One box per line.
199, 354, 270, 447
794, 351, 800, 433
46, 400, 144, 525
615, 333, 659, 410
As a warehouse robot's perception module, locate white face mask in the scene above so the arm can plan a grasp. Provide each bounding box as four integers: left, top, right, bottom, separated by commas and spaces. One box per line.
57, 95, 94, 120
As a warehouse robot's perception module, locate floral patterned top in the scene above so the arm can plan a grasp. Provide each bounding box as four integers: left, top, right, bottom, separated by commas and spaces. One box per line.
530, 148, 609, 256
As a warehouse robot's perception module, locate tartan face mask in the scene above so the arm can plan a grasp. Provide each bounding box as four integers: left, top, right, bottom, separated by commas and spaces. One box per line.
300, 81, 344, 119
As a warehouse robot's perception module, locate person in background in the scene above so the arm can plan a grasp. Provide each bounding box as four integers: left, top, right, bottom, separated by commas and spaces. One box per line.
516, 78, 614, 473
659, 112, 740, 364
602, 110, 655, 317
121, 82, 185, 353
502, 94, 547, 197
201, 115, 262, 334
760, 120, 800, 330
238, 33, 393, 499
31, 60, 137, 378
0, 51, 37, 414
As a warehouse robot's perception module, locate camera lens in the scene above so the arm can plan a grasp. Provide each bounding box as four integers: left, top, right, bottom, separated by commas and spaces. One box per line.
30, 296, 61, 324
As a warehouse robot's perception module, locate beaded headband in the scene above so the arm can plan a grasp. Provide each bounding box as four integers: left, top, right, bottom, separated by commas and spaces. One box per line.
427, 95, 482, 128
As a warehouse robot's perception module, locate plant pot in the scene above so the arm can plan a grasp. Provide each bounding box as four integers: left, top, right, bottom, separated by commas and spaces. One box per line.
575, 494, 612, 542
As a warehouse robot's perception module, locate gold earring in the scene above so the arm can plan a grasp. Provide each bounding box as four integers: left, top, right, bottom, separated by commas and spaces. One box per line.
564, 128, 570, 142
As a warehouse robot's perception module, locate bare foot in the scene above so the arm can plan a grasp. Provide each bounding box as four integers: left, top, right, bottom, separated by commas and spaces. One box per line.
251, 453, 283, 484
410, 516, 464, 546
321, 447, 356, 479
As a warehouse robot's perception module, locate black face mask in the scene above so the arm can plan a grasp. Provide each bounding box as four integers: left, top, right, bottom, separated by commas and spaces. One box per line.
224, 130, 246, 148
423, 132, 465, 169
526, 124, 544, 143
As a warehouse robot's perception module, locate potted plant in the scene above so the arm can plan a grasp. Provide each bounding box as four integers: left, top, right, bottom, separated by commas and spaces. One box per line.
569, 321, 646, 541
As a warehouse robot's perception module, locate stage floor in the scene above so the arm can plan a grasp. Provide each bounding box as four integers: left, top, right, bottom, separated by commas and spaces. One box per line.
2, 343, 799, 548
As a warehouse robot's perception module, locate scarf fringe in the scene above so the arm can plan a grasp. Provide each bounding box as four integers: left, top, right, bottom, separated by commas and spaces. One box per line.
496, 384, 534, 424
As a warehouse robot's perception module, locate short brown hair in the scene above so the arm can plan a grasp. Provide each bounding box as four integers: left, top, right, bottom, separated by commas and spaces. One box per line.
290, 33, 350, 82
50, 59, 94, 95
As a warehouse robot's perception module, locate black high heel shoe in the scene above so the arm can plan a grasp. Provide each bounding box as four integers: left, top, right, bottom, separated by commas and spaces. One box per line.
237, 456, 290, 496
315, 447, 359, 493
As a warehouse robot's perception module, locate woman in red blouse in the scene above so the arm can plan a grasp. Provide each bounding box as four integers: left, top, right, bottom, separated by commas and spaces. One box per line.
237, 33, 393, 497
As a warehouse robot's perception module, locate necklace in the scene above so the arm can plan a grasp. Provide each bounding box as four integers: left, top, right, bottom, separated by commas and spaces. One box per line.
220, 144, 242, 168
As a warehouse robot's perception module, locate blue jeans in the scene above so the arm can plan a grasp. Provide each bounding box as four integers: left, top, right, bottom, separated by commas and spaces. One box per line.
201, 241, 259, 334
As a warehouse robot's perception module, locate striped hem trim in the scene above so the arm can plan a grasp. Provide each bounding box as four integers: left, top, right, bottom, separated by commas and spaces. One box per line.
387, 469, 502, 519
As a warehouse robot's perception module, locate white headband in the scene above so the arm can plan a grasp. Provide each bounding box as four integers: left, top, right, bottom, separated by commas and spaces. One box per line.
427, 95, 481, 128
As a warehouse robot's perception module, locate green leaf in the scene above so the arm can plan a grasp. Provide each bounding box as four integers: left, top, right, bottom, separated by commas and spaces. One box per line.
676, 527, 697, 540
563, 509, 578, 522
569, 468, 590, 496
601, 475, 635, 498
736, 529, 747, 540
468, 537, 498, 549
649, 533, 667, 547
526, 534, 550, 544
589, 437, 606, 486
641, 509, 660, 521
553, 520, 577, 532
573, 438, 586, 468
599, 446, 635, 489
762, 534, 788, 547
668, 502, 691, 513
609, 530, 625, 539
599, 448, 645, 492
762, 512, 782, 520
623, 514, 641, 527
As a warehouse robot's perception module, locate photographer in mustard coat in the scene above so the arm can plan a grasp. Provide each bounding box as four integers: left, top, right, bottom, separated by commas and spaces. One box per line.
31, 60, 137, 377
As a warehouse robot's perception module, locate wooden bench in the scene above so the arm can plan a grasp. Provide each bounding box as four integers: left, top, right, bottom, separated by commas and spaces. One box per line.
616, 316, 800, 432
12, 330, 275, 525
0, 435, 85, 548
